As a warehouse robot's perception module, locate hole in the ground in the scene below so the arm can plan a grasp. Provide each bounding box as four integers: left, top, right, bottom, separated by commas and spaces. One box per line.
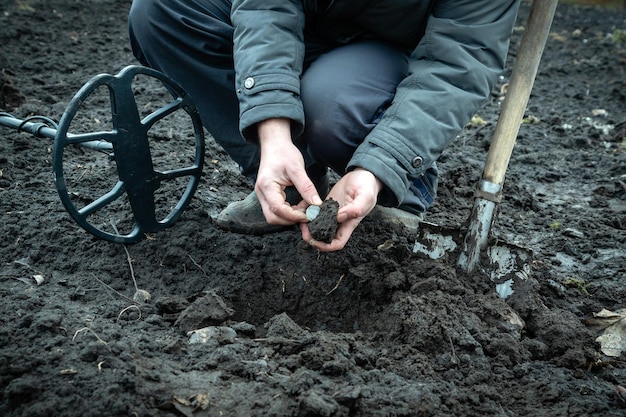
215, 222, 419, 335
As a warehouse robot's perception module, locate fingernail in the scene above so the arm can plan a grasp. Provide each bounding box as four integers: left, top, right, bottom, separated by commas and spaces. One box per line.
312, 195, 322, 206
308, 239, 316, 246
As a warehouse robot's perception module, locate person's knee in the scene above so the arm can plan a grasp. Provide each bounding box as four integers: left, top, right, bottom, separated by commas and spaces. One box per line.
129, 0, 234, 68
128, 0, 162, 61
301, 76, 354, 170
303, 101, 352, 172
128, 0, 156, 37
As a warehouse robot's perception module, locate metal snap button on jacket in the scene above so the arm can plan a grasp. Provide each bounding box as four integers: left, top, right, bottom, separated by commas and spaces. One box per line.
411, 156, 423, 168
244, 77, 255, 89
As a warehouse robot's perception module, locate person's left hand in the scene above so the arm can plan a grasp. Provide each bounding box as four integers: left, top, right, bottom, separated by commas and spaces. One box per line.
301, 168, 383, 252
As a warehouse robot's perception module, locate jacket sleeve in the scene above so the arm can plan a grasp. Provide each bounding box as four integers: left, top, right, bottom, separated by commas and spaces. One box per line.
348, 0, 521, 207
230, 0, 306, 142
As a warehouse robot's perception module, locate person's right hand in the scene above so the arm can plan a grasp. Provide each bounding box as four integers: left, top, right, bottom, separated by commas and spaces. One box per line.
301, 167, 383, 252
255, 118, 323, 226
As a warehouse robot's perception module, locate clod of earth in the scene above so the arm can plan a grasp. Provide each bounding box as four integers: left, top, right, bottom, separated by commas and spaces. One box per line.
307, 198, 340, 243
0, 71, 26, 109
174, 291, 235, 332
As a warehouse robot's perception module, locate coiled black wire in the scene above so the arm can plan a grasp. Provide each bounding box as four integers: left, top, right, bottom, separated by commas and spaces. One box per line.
17, 115, 59, 132
0, 111, 59, 134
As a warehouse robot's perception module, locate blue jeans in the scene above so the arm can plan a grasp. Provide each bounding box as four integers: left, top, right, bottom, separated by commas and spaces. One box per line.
128, 0, 437, 213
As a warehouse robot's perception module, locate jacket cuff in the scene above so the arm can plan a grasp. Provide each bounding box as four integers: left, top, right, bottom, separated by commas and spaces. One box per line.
237, 71, 305, 142
347, 144, 406, 208
348, 128, 430, 207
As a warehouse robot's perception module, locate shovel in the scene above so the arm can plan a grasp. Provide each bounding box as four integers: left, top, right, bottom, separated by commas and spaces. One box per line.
413, 0, 559, 295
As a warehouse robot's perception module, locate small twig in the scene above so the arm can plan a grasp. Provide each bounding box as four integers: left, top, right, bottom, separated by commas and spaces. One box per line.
110, 220, 139, 292
117, 304, 142, 322
76, 168, 89, 183
447, 331, 459, 365
92, 273, 136, 304
448, 332, 456, 357
406, 296, 419, 309
187, 254, 209, 277
72, 327, 108, 345
326, 274, 345, 296
253, 337, 298, 343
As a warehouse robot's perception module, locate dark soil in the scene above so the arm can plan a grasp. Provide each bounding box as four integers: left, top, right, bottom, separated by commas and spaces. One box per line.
308, 199, 340, 244
1, 1, 625, 416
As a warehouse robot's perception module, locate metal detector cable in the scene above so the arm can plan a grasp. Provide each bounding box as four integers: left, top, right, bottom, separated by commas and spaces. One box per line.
17, 115, 59, 132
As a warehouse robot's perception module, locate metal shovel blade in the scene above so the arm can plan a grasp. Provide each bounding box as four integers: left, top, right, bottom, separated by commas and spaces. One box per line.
413, 222, 532, 299
412, 0, 558, 297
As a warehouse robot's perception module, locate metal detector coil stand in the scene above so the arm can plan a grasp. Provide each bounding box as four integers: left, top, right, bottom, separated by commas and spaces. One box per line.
0, 66, 205, 244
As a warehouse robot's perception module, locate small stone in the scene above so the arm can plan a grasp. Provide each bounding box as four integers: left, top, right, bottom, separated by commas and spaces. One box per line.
187, 326, 237, 345
133, 289, 152, 303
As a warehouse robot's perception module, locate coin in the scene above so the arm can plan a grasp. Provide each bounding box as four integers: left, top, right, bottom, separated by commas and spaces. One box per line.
305, 205, 321, 221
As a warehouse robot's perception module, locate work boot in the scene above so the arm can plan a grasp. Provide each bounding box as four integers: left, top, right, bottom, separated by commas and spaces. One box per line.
214, 175, 329, 235
368, 205, 424, 235
370, 163, 437, 234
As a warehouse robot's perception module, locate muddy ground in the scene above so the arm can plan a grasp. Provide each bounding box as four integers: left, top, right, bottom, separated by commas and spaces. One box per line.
1, 1, 625, 416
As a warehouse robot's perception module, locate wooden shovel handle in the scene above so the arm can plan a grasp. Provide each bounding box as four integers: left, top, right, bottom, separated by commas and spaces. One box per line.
482, 0, 559, 185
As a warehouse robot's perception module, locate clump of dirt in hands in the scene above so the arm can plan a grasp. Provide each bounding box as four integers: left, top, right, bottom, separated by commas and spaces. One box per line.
307, 198, 340, 243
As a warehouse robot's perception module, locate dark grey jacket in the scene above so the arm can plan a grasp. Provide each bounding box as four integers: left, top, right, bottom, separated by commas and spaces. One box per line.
231, 0, 520, 206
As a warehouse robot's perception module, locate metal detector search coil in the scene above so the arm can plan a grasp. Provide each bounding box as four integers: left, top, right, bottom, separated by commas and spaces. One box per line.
0, 66, 206, 244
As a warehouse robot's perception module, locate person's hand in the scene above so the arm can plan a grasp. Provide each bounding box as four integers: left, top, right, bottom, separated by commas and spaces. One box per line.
255, 118, 323, 225
301, 168, 383, 252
